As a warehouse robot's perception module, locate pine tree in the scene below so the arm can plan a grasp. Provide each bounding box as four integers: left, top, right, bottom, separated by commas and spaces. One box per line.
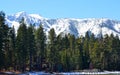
68, 34, 76, 70
48, 28, 56, 71
27, 25, 35, 71
0, 11, 5, 69
55, 34, 62, 62
83, 31, 90, 69
0, 11, 9, 70
16, 18, 28, 71
62, 34, 70, 49
7, 26, 16, 69
60, 34, 70, 71
91, 41, 101, 69
35, 24, 46, 70
108, 34, 120, 70
69, 34, 75, 54
89, 33, 95, 69
76, 37, 84, 70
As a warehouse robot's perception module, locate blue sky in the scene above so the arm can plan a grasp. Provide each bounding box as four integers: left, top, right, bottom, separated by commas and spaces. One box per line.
1, 0, 120, 19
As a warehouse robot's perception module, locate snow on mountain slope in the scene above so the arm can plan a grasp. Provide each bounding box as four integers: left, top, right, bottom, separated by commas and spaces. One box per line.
5, 12, 120, 38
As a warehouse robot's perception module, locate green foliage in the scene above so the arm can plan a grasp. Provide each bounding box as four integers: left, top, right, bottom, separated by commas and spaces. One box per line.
27, 25, 36, 71
16, 18, 28, 71
0, 11, 120, 72
0, 11, 9, 69
35, 25, 46, 57
48, 28, 57, 71
35, 24, 46, 70
7, 26, 16, 69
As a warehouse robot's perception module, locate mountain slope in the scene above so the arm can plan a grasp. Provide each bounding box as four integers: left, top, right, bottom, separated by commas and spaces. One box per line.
5, 12, 120, 38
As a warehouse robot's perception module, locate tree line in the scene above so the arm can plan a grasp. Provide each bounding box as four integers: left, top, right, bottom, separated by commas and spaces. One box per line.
0, 11, 120, 72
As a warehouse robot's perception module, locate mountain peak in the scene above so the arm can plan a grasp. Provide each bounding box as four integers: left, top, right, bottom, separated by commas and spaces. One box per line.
15, 11, 27, 17
5, 12, 120, 38
29, 14, 44, 19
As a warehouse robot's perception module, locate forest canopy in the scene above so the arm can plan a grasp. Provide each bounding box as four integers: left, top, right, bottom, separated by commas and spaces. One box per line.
0, 11, 120, 72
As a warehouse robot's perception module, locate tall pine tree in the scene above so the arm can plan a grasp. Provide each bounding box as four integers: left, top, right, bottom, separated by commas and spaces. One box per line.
0, 11, 9, 70
0, 11, 6, 70
35, 24, 46, 70
48, 28, 56, 71
7, 26, 16, 69
16, 18, 28, 71
27, 25, 35, 71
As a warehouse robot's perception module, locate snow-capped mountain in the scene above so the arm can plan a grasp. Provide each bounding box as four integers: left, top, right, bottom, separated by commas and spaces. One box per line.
5, 11, 120, 38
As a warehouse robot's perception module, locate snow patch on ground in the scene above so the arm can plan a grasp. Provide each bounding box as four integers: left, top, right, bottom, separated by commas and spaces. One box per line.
18, 71, 120, 75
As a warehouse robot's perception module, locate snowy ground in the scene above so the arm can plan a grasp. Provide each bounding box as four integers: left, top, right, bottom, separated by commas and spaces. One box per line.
18, 71, 120, 75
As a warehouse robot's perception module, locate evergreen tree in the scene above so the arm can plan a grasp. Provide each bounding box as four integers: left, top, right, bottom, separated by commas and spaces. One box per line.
16, 18, 28, 71
60, 34, 70, 71
7, 26, 16, 69
27, 25, 35, 71
91, 41, 101, 69
76, 37, 84, 70
108, 34, 120, 70
55, 34, 62, 62
0, 11, 6, 69
48, 28, 56, 71
0, 11, 9, 70
68, 34, 76, 70
69, 35, 75, 54
35, 24, 46, 70
83, 31, 90, 69
62, 34, 70, 49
